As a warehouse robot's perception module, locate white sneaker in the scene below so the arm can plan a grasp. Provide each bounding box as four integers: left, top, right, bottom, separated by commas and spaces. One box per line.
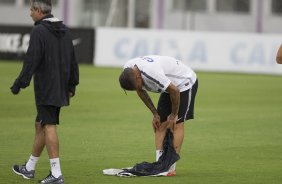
167, 163, 176, 176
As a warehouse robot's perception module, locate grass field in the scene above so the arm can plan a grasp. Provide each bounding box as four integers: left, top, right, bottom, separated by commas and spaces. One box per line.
0, 61, 282, 184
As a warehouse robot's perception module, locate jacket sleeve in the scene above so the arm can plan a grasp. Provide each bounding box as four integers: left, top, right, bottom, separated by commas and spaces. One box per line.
68, 47, 79, 96
12, 28, 43, 89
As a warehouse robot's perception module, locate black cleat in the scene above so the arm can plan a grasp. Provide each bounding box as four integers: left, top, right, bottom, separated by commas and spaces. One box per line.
38, 171, 64, 184
12, 164, 35, 179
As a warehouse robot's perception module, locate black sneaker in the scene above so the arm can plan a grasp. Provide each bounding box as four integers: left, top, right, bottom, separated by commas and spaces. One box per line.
38, 172, 64, 184
12, 164, 35, 179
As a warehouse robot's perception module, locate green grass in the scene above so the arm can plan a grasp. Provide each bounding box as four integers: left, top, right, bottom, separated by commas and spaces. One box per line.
0, 61, 282, 184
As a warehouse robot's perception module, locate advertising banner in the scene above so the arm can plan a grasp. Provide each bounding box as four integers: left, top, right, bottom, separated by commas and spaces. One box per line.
96, 27, 282, 75
0, 25, 94, 64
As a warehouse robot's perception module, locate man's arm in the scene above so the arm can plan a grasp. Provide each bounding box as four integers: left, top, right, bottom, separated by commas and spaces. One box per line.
136, 89, 158, 115
136, 89, 161, 132
166, 83, 180, 117
134, 67, 161, 131
276, 44, 282, 64
134, 66, 158, 115
165, 83, 180, 130
68, 47, 79, 97
10, 28, 43, 94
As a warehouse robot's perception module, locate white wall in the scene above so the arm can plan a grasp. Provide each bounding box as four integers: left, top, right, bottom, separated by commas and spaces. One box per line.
95, 27, 282, 75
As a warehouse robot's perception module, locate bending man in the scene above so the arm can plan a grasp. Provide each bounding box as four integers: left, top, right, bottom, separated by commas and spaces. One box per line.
119, 55, 198, 176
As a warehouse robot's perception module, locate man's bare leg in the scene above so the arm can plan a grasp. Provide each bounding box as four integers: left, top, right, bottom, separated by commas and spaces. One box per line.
44, 124, 62, 178
25, 122, 45, 171
173, 122, 184, 154
32, 122, 45, 157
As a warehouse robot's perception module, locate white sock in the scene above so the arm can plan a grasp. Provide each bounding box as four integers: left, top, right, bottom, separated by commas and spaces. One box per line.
26, 155, 39, 171
50, 158, 62, 178
156, 150, 164, 161
156, 150, 177, 171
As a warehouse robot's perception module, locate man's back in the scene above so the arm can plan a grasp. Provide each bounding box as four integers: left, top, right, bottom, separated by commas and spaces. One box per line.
20, 15, 79, 106
125, 55, 197, 92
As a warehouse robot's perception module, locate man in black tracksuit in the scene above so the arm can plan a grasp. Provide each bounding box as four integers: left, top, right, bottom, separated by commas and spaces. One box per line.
10, 0, 79, 183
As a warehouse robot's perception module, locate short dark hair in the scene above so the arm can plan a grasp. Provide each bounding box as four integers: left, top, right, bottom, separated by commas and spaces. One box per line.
30, 0, 52, 14
119, 68, 136, 90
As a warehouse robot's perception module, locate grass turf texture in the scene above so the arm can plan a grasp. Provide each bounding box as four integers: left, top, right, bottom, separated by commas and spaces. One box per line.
0, 61, 282, 184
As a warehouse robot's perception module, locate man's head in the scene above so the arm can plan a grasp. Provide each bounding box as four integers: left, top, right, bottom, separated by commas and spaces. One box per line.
119, 68, 137, 91
29, 0, 52, 22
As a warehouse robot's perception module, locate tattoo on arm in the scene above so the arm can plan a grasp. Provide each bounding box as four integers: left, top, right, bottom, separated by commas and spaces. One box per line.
166, 83, 180, 116
170, 90, 180, 115
137, 89, 158, 115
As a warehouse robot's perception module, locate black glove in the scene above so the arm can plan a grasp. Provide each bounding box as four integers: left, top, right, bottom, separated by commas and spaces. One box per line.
10, 84, 20, 95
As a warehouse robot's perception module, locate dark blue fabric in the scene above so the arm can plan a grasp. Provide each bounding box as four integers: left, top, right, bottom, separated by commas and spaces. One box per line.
121, 129, 180, 176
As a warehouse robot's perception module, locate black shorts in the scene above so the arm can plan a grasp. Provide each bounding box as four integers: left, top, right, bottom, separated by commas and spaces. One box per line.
36, 105, 61, 126
157, 79, 198, 123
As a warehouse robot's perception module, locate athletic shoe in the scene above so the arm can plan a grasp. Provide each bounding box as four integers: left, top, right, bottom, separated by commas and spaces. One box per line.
38, 172, 64, 184
166, 170, 176, 177
12, 164, 35, 179
166, 162, 176, 176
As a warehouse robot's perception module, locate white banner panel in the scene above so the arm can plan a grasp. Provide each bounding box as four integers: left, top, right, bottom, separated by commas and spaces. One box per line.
95, 27, 282, 75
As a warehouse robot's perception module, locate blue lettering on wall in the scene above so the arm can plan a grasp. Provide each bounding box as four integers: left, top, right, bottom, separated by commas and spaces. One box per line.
188, 41, 207, 63
231, 42, 277, 66
167, 40, 182, 60
269, 44, 278, 65
248, 43, 264, 65
114, 38, 129, 59
230, 42, 247, 65
132, 39, 148, 58
113, 37, 207, 64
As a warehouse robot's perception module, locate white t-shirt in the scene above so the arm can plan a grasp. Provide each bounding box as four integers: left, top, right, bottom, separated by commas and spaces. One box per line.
124, 55, 197, 93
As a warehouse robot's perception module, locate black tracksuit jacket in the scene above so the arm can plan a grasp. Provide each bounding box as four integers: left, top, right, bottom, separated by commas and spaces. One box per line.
12, 14, 79, 107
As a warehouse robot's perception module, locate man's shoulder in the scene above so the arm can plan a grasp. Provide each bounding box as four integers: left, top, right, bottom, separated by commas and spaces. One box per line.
31, 24, 46, 34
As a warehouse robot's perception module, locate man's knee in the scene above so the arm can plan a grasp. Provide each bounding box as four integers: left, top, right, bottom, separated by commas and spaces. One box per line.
156, 121, 169, 132
43, 124, 57, 133
174, 122, 184, 130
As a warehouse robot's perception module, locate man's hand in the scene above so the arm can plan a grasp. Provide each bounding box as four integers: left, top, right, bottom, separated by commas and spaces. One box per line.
10, 85, 20, 95
152, 114, 161, 132
167, 113, 178, 131
69, 92, 74, 98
